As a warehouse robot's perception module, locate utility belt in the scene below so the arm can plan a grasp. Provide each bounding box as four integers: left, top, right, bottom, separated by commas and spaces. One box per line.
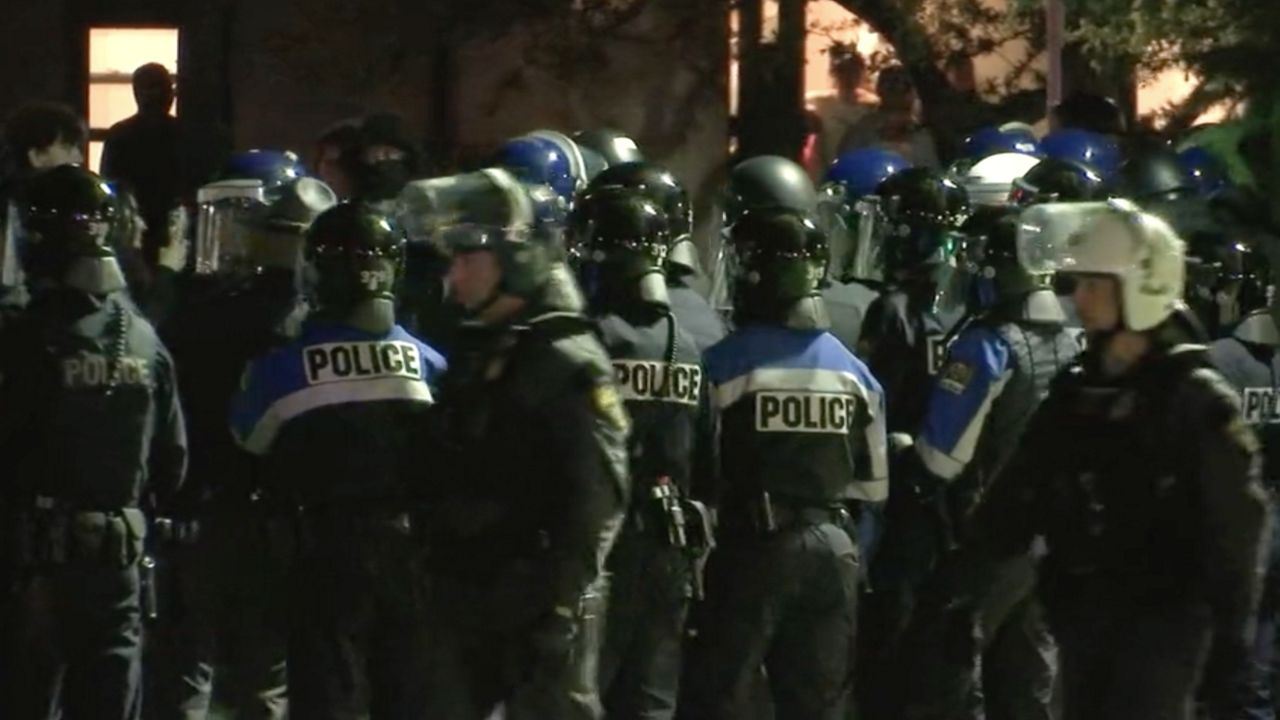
7, 499, 147, 569
723, 490, 853, 536
264, 503, 419, 560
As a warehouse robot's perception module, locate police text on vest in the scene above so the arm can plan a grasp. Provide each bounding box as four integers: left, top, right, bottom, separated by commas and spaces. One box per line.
613, 361, 702, 405
755, 391, 858, 434
62, 354, 150, 388
304, 342, 422, 385
1244, 387, 1280, 425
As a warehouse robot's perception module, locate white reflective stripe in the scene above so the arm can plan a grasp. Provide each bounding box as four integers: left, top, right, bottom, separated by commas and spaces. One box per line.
916, 368, 1012, 482
863, 388, 889, 484
237, 376, 435, 456
848, 477, 888, 503
712, 367, 866, 410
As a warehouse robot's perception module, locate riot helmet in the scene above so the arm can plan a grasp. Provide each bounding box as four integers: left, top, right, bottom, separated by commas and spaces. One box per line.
1021, 199, 1186, 332
572, 128, 644, 167
819, 148, 911, 282
249, 177, 339, 271
570, 186, 672, 310
961, 126, 1042, 163
304, 202, 405, 333
960, 205, 1050, 312
493, 130, 590, 208
399, 168, 565, 309
10, 165, 126, 296
194, 179, 267, 276
1010, 157, 1106, 206
585, 161, 693, 274
959, 152, 1041, 207
220, 150, 308, 201
728, 206, 829, 328
724, 155, 818, 226
1176, 145, 1231, 197
1105, 147, 1198, 205
874, 167, 970, 279
1184, 231, 1271, 338
1052, 93, 1126, 137
1040, 129, 1122, 180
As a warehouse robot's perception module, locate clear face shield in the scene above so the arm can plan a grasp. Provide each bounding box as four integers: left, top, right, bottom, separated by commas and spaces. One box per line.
194, 180, 267, 275
1014, 201, 1114, 278
815, 186, 889, 285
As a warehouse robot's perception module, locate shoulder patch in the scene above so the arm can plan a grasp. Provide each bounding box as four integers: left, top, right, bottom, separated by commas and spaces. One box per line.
593, 383, 630, 432
938, 361, 973, 395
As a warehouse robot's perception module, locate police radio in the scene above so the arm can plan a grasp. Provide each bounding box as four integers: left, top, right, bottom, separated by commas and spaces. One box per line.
650, 476, 688, 548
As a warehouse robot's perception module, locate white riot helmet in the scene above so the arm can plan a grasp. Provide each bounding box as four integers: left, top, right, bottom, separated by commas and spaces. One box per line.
1019, 199, 1186, 331
960, 152, 1041, 207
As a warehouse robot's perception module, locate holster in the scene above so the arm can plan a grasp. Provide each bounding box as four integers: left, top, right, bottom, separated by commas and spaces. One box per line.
9, 503, 147, 569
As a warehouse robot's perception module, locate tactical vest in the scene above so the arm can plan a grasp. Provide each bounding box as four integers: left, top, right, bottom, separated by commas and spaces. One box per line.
594, 310, 704, 500
1210, 334, 1280, 488
11, 292, 164, 509
971, 319, 1081, 487
1036, 349, 1214, 607
706, 324, 887, 505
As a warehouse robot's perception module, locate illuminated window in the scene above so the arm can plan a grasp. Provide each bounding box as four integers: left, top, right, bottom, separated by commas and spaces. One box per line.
87, 27, 179, 172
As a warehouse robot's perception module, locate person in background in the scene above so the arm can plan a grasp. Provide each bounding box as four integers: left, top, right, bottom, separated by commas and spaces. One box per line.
807, 44, 878, 178
840, 65, 941, 169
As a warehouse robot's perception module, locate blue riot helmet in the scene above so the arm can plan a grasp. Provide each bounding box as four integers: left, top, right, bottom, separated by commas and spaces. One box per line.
823, 148, 912, 200
961, 126, 1043, 162
398, 168, 565, 305
1176, 145, 1231, 197
493, 130, 589, 208
1040, 129, 1122, 180
220, 149, 307, 201
820, 148, 911, 281
572, 128, 644, 167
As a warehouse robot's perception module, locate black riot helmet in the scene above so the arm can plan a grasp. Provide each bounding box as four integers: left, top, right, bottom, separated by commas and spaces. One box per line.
961, 206, 1048, 312
570, 186, 672, 310
1105, 147, 1198, 205
874, 167, 970, 278
12, 164, 127, 295
585, 162, 693, 274
728, 206, 829, 327
1009, 157, 1106, 206
304, 202, 405, 333
1184, 230, 1272, 338
725, 155, 818, 226
573, 128, 644, 167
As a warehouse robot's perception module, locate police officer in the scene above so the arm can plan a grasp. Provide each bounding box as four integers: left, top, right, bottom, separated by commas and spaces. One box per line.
148, 177, 336, 720
583, 160, 727, 352
0, 164, 188, 719
570, 186, 713, 719
682, 206, 888, 719
857, 166, 971, 435
819, 148, 912, 352
228, 202, 446, 720
1207, 259, 1280, 719
910, 200, 1268, 720
416, 168, 628, 719
892, 208, 1080, 720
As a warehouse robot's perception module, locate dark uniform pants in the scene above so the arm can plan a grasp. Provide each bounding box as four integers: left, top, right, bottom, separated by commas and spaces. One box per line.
599, 524, 691, 720
145, 507, 288, 720
6, 562, 143, 720
425, 558, 607, 720
975, 556, 1057, 720
681, 520, 860, 720
286, 519, 431, 720
1051, 599, 1211, 720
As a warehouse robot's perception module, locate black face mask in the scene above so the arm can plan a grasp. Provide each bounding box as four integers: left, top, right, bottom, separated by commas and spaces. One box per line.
354, 161, 411, 201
